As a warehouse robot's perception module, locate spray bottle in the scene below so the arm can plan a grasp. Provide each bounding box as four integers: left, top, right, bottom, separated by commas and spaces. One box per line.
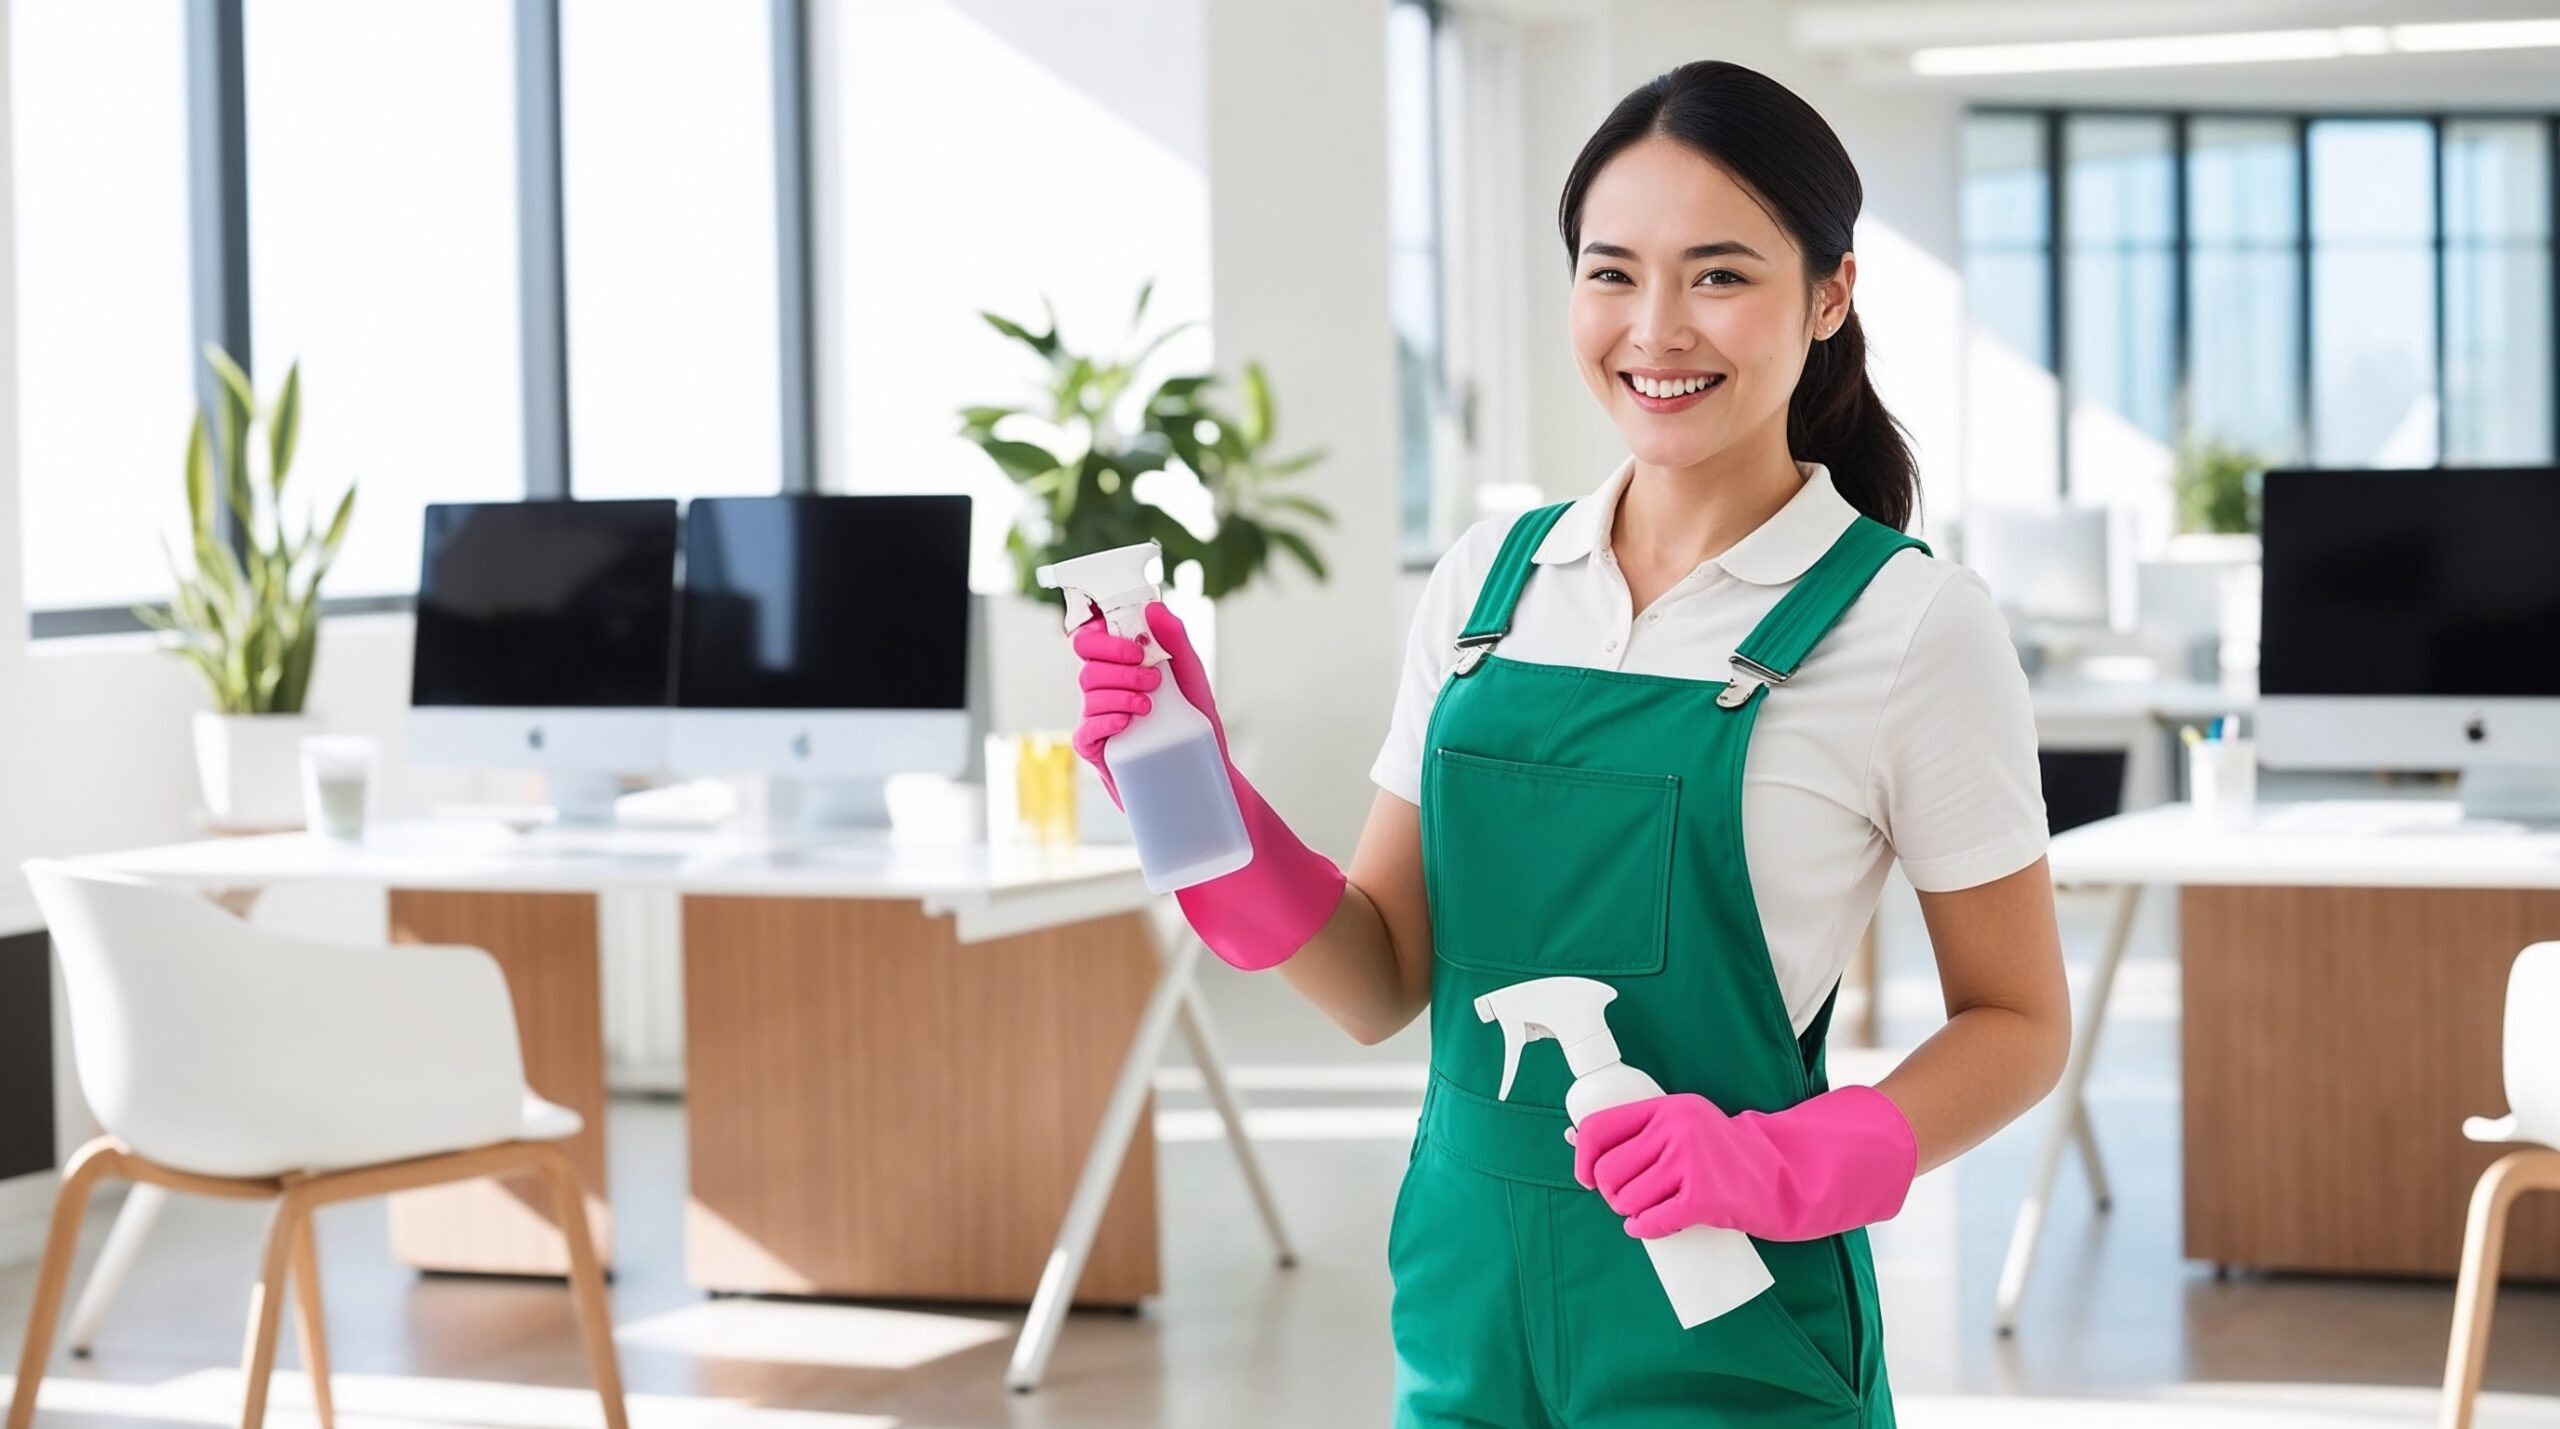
1037, 541, 1253, 894
1476, 975, 1774, 1327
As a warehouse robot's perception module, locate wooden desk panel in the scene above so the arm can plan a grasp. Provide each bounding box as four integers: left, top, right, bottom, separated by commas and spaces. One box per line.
2183, 885, 2560, 1279
681, 897, 1161, 1306
385, 890, 612, 1277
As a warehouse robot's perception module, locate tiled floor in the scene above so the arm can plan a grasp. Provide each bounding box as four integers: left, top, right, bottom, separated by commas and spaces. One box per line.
5, 881, 2558, 1427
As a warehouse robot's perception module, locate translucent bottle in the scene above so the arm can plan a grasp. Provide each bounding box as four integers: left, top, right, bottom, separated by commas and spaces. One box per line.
1038, 543, 1253, 893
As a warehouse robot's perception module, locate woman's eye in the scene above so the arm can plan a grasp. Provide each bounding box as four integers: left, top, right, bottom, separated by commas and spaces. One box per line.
1583, 268, 1744, 287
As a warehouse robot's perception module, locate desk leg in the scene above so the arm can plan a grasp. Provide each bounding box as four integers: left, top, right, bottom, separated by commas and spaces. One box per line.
1170, 935, 1296, 1269
1994, 882, 2139, 1336
385, 890, 610, 1277
1008, 924, 1201, 1394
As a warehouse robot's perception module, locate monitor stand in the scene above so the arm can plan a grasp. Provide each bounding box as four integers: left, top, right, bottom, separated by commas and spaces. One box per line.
754, 776, 895, 842
545, 770, 626, 826
2457, 766, 2560, 826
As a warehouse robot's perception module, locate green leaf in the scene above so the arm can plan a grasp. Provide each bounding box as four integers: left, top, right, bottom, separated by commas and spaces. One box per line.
1263, 447, 1325, 478
202, 341, 256, 417
1240, 361, 1273, 448
1269, 526, 1327, 581
956, 404, 1022, 434
980, 309, 1059, 360
269, 362, 301, 493
1130, 276, 1154, 332
1146, 373, 1214, 404
975, 438, 1065, 483
1052, 354, 1094, 423
184, 418, 214, 539
1261, 492, 1335, 525
319, 486, 356, 558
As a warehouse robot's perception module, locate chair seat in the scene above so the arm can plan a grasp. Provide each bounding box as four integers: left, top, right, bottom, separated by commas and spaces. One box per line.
522, 1094, 583, 1143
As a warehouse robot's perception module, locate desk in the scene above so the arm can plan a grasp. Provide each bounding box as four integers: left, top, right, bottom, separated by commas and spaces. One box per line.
1998, 800, 2560, 1333
77, 820, 1296, 1391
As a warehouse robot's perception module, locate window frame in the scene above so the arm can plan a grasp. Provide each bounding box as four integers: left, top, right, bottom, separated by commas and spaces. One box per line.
25, 0, 820, 638
1965, 102, 2560, 498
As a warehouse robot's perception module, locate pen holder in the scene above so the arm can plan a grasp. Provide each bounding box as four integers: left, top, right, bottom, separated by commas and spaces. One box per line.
2188, 736, 2257, 830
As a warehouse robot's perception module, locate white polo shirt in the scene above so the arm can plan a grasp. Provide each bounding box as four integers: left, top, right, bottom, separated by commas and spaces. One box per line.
1371, 456, 2048, 1035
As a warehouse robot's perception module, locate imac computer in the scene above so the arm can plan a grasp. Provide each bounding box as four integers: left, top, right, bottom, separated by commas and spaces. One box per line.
408, 499, 681, 823
2257, 465, 2560, 821
670, 493, 975, 830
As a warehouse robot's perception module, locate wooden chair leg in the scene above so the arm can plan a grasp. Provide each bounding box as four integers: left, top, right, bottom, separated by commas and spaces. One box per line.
2439, 1150, 2560, 1429
288, 1213, 335, 1429
7, 1141, 124, 1429
529, 1144, 629, 1429
236, 1194, 310, 1429
1853, 917, 1881, 1047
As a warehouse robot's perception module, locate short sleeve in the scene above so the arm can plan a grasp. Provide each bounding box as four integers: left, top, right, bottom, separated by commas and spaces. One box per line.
1369, 528, 1490, 806
1865, 564, 2049, 892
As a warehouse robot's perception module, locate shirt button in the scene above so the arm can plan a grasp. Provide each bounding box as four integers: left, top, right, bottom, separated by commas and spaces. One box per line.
1645, 612, 1660, 623
1604, 638, 1619, 652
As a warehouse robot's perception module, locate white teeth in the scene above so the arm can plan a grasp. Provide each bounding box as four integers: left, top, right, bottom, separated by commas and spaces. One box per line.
1629, 373, 1714, 398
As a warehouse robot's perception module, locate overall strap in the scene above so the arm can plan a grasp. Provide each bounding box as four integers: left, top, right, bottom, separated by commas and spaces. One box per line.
1451, 502, 1573, 675
1717, 515, 1931, 710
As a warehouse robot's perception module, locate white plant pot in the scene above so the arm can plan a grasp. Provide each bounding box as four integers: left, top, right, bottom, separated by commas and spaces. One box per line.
192, 710, 319, 829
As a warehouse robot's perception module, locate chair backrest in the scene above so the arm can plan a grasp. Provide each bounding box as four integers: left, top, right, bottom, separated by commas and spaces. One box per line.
2507, 941, 2560, 1148
21, 859, 529, 1177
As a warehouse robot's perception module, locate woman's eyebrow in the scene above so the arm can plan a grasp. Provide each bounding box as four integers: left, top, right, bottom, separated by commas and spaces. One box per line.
1579, 239, 1767, 263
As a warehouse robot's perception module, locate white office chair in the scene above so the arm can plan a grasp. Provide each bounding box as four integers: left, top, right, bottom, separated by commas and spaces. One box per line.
2440, 940, 2560, 1429
8, 860, 627, 1429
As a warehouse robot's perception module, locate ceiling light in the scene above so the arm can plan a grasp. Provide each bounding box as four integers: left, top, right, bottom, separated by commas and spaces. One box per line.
1910, 19, 2560, 76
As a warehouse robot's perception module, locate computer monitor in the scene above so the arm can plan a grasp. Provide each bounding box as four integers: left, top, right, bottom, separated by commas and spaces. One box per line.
2257, 465, 2560, 819
408, 499, 680, 821
669, 494, 975, 828
1960, 504, 2118, 631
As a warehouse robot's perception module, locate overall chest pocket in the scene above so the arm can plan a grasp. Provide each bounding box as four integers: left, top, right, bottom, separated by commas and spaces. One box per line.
1423, 747, 1678, 979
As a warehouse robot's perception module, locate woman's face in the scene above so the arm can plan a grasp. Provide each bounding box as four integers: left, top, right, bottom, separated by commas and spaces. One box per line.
1568, 135, 1846, 471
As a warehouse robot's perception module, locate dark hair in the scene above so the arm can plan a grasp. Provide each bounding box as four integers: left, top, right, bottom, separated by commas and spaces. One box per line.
1557, 60, 1920, 533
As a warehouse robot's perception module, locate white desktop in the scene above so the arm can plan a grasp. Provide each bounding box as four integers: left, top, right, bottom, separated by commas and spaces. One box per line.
2254, 465, 2560, 822
406, 498, 683, 824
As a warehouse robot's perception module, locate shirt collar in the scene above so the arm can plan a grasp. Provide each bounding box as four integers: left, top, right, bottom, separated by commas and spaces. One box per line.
1530, 456, 1858, 586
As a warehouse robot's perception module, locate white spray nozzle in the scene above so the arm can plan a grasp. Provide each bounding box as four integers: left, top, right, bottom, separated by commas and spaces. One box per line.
1035, 541, 1163, 637
1473, 976, 1625, 1102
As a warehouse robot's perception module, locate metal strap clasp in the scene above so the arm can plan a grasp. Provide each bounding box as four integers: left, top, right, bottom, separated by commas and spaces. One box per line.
1716, 652, 1789, 709
1452, 632, 1502, 676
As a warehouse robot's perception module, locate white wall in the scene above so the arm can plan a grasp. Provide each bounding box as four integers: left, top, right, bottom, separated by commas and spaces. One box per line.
1201, 0, 1403, 859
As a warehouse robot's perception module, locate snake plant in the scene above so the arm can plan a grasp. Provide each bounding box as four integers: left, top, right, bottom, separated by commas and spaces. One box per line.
135, 344, 355, 715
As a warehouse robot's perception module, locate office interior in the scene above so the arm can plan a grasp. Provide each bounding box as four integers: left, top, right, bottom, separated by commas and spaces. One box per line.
3, 0, 2560, 1425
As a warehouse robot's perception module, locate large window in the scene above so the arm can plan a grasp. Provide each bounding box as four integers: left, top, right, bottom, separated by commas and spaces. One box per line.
11, 0, 197, 612
2309, 119, 2438, 467
1959, 113, 2058, 506
1962, 107, 2560, 514
2186, 117, 2302, 463
1387, 0, 1445, 564
561, 0, 780, 501
2064, 114, 2176, 512
246, 0, 526, 597
2444, 120, 2554, 464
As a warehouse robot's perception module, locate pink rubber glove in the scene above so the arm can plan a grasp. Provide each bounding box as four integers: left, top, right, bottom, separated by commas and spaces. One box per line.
1071, 600, 1347, 971
1567, 1085, 1918, 1242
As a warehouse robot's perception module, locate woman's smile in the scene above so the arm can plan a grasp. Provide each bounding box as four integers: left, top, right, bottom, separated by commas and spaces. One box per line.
1619, 369, 1727, 413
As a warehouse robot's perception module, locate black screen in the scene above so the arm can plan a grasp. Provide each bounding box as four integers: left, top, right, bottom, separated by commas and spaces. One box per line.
676, 494, 971, 710
2259, 467, 2560, 698
411, 500, 679, 708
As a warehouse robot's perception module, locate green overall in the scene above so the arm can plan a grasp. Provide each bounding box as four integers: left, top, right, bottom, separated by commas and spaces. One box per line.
1390, 499, 1927, 1428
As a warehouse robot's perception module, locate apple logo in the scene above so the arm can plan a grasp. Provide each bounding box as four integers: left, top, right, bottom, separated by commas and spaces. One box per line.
527, 724, 545, 751
792, 729, 813, 760
2466, 713, 2488, 744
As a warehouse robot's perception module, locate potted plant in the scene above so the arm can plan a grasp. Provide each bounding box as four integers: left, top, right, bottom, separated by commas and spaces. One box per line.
136, 344, 355, 828
2169, 433, 2266, 559
964, 279, 1333, 601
